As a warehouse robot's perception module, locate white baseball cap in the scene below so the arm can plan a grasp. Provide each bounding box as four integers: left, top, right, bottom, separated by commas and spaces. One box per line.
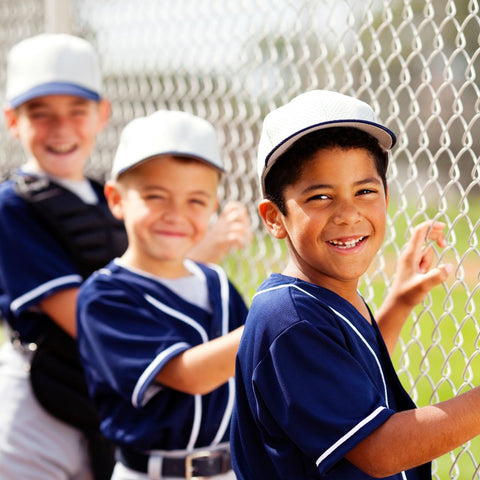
5, 33, 102, 108
111, 110, 224, 179
257, 90, 396, 196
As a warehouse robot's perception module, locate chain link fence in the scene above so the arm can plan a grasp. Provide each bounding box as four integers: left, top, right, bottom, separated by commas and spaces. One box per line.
1, 0, 480, 477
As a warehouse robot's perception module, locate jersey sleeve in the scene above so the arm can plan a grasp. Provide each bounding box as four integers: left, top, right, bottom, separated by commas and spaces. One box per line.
77, 273, 191, 408
0, 186, 81, 314
251, 294, 394, 475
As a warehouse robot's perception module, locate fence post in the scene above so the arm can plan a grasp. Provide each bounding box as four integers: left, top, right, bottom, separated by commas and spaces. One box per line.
44, 0, 73, 33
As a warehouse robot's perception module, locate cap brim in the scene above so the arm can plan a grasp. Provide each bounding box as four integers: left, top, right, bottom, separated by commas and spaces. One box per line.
261, 119, 396, 195
8, 82, 100, 108
114, 152, 225, 180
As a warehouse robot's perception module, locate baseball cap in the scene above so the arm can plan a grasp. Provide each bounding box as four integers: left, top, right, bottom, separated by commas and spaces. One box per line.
111, 110, 224, 179
5, 33, 102, 108
257, 89, 396, 196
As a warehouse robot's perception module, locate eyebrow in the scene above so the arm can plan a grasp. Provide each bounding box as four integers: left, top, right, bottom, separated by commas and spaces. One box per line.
142, 185, 213, 197
26, 98, 90, 109
301, 177, 382, 194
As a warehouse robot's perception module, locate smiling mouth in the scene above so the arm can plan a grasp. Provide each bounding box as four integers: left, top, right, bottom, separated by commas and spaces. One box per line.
47, 144, 77, 154
156, 230, 188, 237
328, 236, 366, 249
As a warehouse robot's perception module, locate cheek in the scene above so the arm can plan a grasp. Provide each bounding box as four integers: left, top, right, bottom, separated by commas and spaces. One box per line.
192, 209, 214, 234
78, 124, 97, 144
371, 205, 387, 238
18, 122, 38, 144
123, 200, 150, 226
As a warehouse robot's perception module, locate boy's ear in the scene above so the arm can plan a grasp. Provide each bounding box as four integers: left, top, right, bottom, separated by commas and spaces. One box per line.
104, 181, 124, 220
4, 107, 20, 138
258, 199, 287, 239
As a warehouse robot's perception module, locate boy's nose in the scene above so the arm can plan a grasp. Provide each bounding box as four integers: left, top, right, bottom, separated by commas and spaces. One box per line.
332, 201, 361, 225
50, 115, 70, 130
162, 202, 185, 222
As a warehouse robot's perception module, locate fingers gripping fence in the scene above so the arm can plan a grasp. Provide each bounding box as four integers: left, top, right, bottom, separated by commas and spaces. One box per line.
1, 0, 480, 477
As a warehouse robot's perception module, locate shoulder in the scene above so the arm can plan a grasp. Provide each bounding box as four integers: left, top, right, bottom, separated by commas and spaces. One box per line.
247, 274, 339, 331
252, 274, 322, 308
0, 179, 42, 229
79, 261, 127, 300
0, 179, 24, 209
81, 260, 127, 288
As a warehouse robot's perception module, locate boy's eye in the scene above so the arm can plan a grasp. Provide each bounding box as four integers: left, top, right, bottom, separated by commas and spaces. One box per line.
190, 198, 207, 206
306, 193, 329, 202
71, 108, 89, 116
29, 111, 49, 119
145, 194, 165, 201
357, 188, 377, 195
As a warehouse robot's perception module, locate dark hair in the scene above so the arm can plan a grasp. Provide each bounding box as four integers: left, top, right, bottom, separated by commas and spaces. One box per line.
264, 127, 389, 214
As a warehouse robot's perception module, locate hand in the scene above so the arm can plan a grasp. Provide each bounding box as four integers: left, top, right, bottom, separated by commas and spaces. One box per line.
390, 220, 453, 309
377, 220, 453, 354
188, 201, 253, 264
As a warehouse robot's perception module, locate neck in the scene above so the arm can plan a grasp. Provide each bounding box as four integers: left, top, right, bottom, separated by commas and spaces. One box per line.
120, 250, 191, 278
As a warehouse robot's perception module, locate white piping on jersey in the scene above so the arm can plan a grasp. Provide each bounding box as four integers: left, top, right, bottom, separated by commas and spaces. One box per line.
211, 376, 235, 446
10, 274, 82, 312
201, 263, 234, 447
187, 395, 203, 451
144, 294, 209, 343
205, 262, 230, 336
142, 265, 232, 451
255, 284, 389, 407
132, 342, 189, 408
315, 406, 387, 467
142, 294, 207, 452
328, 306, 389, 408
256, 283, 402, 473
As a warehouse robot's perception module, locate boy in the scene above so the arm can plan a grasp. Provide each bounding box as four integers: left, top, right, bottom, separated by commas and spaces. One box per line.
76, 109, 248, 480
229, 90, 480, 480
0, 33, 251, 480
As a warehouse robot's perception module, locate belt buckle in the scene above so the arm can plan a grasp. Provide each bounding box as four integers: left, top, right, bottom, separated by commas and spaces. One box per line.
185, 450, 214, 480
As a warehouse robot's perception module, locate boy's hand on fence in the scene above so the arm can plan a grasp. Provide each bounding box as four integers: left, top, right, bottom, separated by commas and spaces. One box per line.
377, 220, 453, 354
188, 201, 253, 264
391, 220, 453, 309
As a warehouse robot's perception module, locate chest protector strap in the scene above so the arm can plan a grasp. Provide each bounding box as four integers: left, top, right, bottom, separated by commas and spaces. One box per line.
14, 173, 127, 279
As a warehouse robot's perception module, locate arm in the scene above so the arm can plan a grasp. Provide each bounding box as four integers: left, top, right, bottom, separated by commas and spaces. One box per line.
155, 326, 244, 395
188, 201, 253, 264
346, 387, 480, 477
40, 287, 79, 338
376, 220, 453, 354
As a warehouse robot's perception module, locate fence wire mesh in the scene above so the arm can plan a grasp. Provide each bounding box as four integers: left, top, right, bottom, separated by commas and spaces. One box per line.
1, 0, 480, 477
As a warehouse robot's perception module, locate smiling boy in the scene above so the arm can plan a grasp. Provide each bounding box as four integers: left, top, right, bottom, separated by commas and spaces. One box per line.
0, 33, 117, 480
76, 110, 247, 480
229, 90, 480, 480
6, 94, 108, 182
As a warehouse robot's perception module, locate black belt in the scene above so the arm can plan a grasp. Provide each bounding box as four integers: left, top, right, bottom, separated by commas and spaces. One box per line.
117, 445, 232, 478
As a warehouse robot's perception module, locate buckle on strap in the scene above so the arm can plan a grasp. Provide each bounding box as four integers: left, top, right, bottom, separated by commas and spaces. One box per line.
185, 449, 230, 480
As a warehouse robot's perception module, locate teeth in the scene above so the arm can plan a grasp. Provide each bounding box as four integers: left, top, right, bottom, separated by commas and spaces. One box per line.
329, 236, 365, 248
49, 144, 75, 154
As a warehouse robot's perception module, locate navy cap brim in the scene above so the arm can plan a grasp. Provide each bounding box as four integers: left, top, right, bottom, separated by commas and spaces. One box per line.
8, 82, 101, 108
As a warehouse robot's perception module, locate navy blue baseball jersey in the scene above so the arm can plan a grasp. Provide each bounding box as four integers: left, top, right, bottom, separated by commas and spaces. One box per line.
76, 259, 248, 452
0, 178, 82, 342
230, 273, 431, 480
